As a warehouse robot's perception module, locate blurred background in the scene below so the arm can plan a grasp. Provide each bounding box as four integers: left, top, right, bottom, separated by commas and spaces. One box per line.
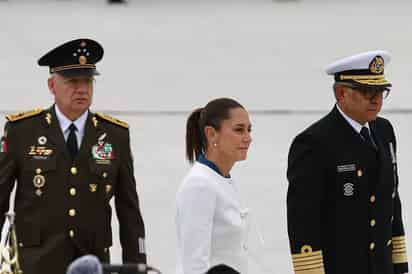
0, 0, 411, 273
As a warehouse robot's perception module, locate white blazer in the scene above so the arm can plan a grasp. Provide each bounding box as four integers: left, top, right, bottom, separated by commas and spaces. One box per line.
176, 162, 248, 274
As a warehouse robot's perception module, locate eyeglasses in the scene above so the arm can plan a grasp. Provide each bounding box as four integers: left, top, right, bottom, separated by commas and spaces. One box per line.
344, 85, 390, 100
356, 88, 390, 100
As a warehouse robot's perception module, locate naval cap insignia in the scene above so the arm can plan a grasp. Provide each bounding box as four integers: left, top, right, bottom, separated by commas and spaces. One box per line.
370, 56, 384, 74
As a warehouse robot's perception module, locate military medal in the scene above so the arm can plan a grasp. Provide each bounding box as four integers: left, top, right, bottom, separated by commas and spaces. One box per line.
91, 133, 115, 164
38, 136, 47, 145
33, 174, 46, 196
27, 145, 53, 159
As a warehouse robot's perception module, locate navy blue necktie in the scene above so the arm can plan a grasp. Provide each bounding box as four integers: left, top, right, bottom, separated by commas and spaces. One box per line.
67, 123, 78, 159
360, 126, 376, 150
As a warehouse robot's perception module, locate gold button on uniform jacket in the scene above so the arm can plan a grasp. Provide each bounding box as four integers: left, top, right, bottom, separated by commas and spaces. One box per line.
287, 106, 408, 274
0, 106, 146, 274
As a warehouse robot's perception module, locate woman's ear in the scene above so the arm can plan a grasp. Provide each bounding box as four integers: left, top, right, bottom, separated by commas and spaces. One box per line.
204, 126, 218, 147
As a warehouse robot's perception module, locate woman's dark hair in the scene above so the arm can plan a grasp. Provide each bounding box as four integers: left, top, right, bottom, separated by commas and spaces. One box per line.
186, 97, 244, 163
206, 264, 240, 274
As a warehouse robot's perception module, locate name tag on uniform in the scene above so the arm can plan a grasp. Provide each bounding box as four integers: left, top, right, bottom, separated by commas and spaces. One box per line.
337, 164, 356, 173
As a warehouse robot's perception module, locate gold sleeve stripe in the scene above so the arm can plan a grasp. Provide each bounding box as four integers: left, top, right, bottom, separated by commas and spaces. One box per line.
392, 236, 406, 242
294, 260, 324, 269
295, 267, 325, 274
393, 252, 408, 264
294, 256, 323, 263
294, 258, 323, 267
393, 243, 406, 249
393, 248, 407, 253
392, 236, 408, 264
295, 263, 324, 271
291, 245, 325, 274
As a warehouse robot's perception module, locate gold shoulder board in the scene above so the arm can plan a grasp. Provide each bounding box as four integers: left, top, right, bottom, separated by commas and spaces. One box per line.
6, 108, 44, 122
95, 112, 129, 129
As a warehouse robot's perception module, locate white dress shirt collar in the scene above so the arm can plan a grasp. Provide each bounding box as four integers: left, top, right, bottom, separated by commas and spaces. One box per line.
336, 104, 370, 134
54, 105, 88, 145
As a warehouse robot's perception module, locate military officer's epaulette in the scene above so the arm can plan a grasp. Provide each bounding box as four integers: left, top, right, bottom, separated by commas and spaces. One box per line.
95, 112, 129, 129
6, 108, 44, 122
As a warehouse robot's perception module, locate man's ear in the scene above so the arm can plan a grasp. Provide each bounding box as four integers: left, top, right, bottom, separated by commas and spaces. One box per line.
335, 84, 346, 102
48, 77, 56, 96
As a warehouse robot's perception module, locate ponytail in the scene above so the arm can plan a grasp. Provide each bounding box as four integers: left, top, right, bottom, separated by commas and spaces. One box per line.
186, 108, 204, 163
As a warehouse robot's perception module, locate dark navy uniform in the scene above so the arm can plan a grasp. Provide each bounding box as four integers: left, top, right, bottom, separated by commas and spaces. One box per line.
0, 39, 146, 274
287, 51, 408, 274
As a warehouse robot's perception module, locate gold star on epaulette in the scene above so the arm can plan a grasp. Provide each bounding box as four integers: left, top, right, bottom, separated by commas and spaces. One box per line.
6, 108, 44, 122
95, 112, 129, 129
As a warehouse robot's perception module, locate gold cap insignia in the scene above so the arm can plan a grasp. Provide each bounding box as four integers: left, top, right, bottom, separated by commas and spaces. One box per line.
370, 56, 384, 74
79, 55, 87, 65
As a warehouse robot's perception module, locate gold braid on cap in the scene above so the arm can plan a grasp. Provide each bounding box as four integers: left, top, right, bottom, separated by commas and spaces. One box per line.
51, 64, 96, 73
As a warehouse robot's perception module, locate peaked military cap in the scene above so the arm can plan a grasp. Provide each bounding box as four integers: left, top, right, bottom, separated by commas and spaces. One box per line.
325, 50, 391, 90
38, 38, 104, 77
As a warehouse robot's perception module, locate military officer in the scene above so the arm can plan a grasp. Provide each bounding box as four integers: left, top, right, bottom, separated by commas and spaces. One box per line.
286, 50, 408, 274
0, 38, 146, 274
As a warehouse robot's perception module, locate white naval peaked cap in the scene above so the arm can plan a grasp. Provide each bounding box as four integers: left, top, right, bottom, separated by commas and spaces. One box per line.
325, 50, 392, 88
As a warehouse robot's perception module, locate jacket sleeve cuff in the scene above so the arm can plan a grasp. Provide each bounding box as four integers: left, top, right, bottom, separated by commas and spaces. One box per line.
292, 245, 325, 274
393, 236, 408, 264
393, 236, 408, 274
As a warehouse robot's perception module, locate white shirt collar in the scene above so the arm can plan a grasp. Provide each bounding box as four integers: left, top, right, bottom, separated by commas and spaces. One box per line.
336, 104, 370, 134
54, 105, 88, 134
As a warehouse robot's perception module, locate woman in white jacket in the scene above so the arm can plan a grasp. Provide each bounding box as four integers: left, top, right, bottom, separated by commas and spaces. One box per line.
176, 98, 252, 274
